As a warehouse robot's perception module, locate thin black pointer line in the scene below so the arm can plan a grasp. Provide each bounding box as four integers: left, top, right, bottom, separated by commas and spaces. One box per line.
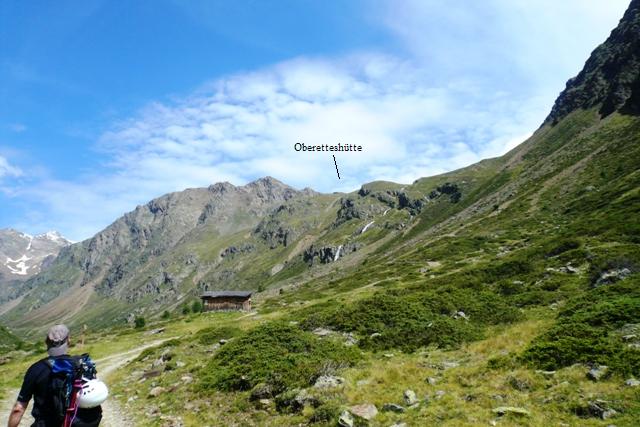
333, 155, 341, 179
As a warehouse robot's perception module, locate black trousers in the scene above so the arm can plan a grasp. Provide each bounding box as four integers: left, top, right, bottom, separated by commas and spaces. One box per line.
31, 406, 102, 427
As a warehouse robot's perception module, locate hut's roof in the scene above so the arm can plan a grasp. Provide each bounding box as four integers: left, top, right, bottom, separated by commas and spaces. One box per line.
201, 291, 253, 298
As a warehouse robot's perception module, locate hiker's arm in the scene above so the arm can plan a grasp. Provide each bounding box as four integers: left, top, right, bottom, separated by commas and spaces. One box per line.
11, 365, 34, 427
7, 401, 27, 427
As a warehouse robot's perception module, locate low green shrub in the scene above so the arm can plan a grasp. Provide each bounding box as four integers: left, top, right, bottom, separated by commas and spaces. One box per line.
191, 300, 203, 313
545, 238, 581, 258
194, 325, 241, 345
0, 325, 22, 354
198, 322, 361, 393
299, 288, 520, 352
309, 402, 341, 424
134, 316, 145, 329
522, 278, 640, 376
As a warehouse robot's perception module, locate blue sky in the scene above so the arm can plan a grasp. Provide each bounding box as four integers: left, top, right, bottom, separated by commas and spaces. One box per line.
0, 0, 630, 241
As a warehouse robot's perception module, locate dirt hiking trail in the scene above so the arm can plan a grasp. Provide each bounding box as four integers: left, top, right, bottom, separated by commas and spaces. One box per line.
1, 338, 174, 427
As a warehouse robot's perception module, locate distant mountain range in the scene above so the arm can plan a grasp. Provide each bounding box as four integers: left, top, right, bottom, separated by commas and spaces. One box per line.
1, 0, 639, 337
0, 229, 71, 281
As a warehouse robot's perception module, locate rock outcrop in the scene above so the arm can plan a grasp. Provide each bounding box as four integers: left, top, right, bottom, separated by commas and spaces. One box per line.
545, 0, 640, 124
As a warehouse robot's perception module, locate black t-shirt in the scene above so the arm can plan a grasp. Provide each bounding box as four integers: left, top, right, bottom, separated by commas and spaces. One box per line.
18, 355, 102, 427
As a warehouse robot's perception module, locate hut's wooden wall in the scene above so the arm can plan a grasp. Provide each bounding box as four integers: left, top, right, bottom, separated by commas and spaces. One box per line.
202, 296, 251, 311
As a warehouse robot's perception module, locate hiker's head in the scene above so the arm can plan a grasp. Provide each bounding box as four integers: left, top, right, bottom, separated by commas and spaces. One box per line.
45, 324, 70, 357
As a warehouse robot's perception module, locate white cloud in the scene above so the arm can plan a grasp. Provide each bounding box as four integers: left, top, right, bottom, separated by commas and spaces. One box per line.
6, 1, 629, 240
0, 155, 21, 180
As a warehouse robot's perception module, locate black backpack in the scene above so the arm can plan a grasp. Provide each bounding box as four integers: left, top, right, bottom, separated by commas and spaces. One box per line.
46, 354, 97, 426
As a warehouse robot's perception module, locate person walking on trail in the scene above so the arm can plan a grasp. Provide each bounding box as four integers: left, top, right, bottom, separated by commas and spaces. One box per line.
7, 324, 108, 427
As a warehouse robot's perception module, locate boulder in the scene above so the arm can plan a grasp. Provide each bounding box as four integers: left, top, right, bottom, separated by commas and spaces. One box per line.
426, 377, 438, 385
492, 406, 530, 417
343, 332, 358, 346
403, 389, 419, 406
313, 375, 345, 389
180, 375, 193, 384
250, 383, 275, 401
596, 268, 632, 286
256, 399, 273, 410
348, 403, 378, 423
151, 358, 166, 369
440, 361, 460, 370
382, 403, 405, 413
312, 328, 334, 337
587, 400, 617, 420
587, 365, 609, 381
148, 386, 166, 398
435, 390, 446, 399
453, 311, 469, 320
275, 388, 320, 413
294, 389, 321, 408
625, 378, 640, 387
141, 370, 162, 380
338, 411, 354, 427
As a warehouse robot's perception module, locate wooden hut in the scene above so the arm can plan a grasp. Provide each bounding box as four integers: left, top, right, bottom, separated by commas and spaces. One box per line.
200, 291, 252, 312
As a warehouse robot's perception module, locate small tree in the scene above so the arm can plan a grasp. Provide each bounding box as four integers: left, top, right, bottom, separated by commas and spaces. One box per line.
161, 310, 171, 320
191, 300, 203, 313
134, 316, 146, 329
182, 304, 191, 315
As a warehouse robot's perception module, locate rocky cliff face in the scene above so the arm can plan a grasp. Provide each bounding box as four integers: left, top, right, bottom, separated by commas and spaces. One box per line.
545, 0, 640, 124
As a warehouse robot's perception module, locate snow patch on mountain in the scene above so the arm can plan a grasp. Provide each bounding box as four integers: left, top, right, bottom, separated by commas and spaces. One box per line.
6, 255, 31, 275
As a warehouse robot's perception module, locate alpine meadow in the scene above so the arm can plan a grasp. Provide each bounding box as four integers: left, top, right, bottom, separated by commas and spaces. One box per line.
1, 1, 640, 426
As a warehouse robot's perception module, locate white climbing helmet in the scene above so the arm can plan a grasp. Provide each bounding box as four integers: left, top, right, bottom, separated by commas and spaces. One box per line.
77, 379, 109, 408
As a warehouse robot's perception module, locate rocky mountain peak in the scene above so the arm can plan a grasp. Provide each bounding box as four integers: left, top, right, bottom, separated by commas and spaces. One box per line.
544, 0, 640, 125
208, 181, 236, 194
244, 176, 297, 202
0, 228, 71, 283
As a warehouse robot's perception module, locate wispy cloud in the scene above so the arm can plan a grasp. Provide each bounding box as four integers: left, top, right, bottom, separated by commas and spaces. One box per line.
0, 155, 22, 180
3, 0, 629, 240
14, 54, 543, 240
7, 123, 27, 133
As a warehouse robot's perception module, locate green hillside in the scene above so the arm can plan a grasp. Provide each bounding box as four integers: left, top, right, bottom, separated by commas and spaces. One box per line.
0, 325, 22, 354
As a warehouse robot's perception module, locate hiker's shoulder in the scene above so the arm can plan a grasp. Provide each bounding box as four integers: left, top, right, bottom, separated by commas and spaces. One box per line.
25, 357, 51, 376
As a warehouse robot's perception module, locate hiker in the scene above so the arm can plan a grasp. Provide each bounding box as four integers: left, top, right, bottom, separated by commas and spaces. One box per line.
7, 324, 107, 427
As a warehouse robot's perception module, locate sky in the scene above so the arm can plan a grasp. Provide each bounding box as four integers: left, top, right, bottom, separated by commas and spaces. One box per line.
0, 0, 630, 241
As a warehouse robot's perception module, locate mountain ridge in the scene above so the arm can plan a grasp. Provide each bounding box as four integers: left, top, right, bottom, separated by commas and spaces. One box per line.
1, 2, 639, 335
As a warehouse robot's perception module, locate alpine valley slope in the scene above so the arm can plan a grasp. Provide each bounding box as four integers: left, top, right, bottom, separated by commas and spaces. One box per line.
1, 0, 639, 352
